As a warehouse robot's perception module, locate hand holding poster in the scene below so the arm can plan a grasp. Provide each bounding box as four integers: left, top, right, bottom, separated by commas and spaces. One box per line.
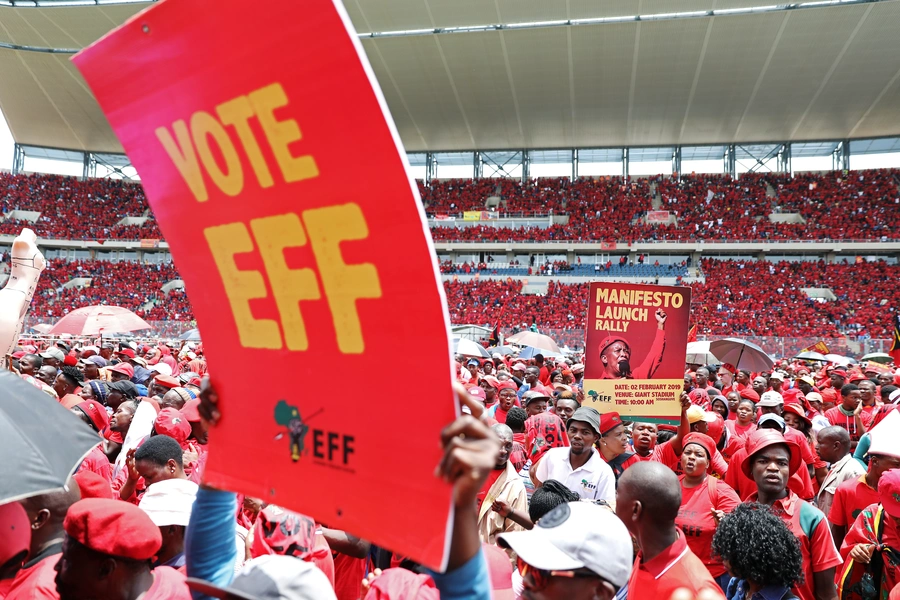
73, 0, 454, 569
582, 282, 691, 424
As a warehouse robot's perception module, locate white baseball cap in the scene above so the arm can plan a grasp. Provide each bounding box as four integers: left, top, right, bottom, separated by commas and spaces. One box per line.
187, 555, 336, 600
498, 501, 632, 588
150, 363, 173, 377
758, 391, 784, 407
138, 479, 198, 527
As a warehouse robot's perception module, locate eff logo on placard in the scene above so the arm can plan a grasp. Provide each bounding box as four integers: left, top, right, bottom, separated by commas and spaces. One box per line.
274, 400, 355, 471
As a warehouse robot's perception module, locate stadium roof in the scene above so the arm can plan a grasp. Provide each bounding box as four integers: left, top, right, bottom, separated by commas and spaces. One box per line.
1, 0, 900, 154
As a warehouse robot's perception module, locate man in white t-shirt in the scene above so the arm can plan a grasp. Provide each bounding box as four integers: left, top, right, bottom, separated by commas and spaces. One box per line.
532, 406, 615, 502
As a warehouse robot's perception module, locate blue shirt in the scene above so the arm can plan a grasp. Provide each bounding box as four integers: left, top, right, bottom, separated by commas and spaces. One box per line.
185, 487, 238, 599
428, 550, 491, 600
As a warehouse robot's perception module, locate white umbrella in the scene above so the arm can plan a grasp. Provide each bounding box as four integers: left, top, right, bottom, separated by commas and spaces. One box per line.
453, 338, 490, 359
794, 351, 827, 362
505, 331, 561, 353
824, 354, 853, 366
685, 341, 715, 365
709, 338, 774, 372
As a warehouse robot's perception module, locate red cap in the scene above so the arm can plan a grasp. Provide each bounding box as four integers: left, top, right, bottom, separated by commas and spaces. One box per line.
599, 412, 623, 435
116, 348, 136, 360
63, 354, 78, 367
63, 498, 161, 560
75, 400, 109, 433
154, 408, 191, 446
153, 374, 180, 389
683, 432, 717, 460
0, 501, 30, 566
181, 398, 202, 423
467, 387, 487, 401
741, 429, 801, 480
73, 471, 114, 500
658, 424, 677, 433
879, 469, 900, 518
832, 369, 848, 378
108, 362, 134, 378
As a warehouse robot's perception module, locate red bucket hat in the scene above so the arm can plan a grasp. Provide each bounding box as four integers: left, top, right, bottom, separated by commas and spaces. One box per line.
741, 429, 802, 479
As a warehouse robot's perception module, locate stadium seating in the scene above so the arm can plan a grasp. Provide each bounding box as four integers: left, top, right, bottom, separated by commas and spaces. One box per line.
27, 259, 190, 321
2, 170, 898, 242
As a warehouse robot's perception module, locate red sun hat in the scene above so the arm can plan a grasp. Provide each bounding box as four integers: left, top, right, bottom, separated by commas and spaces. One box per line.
63, 498, 161, 560
741, 429, 802, 480
782, 403, 812, 429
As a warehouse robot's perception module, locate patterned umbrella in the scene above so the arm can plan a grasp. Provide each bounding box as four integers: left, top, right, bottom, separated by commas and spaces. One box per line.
48, 305, 152, 336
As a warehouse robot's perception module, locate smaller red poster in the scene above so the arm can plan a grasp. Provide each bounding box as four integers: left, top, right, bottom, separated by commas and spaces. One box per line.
582, 282, 691, 424
74, 0, 454, 570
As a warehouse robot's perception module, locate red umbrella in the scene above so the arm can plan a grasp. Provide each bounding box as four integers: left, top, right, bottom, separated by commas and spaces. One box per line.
48, 305, 152, 336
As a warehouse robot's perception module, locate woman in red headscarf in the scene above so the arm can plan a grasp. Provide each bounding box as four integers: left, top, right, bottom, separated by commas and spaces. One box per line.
676, 432, 741, 588
485, 381, 519, 424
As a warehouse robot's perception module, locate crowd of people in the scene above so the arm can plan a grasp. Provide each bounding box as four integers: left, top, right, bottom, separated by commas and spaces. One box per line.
2, 169, 898, 243
23, 259, 192, 323
5, 334, 900, 600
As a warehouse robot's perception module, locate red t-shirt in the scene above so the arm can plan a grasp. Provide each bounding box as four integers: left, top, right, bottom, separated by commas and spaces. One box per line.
829, 475, 878, 528
1, 578, 15, 599
333, 554, 367, 600
143, 567, 191, 599
824, 406, 863, 442
77, 444, 112, 488
676, 476, 741, 577
5, 553, 59, 600
724, 420, 756, 442
627, 530, 725, 600
649, 440, 729, 478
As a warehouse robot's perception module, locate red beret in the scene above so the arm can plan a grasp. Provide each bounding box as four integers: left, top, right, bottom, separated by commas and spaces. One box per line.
154, 408, 191, 447
739, 388, 760, 402
181, 398, 202, 423
598, 336, 628, 357
63, 498, 161, 560
63, 354, 78, 367
599, 412, 623, 435
683, 432, 716, 460
153, 375, 180, 389
73, 471, 113, 499
75, 400, 109, 433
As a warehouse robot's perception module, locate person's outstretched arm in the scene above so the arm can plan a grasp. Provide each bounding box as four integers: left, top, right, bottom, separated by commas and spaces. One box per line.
185, 486, 238, 598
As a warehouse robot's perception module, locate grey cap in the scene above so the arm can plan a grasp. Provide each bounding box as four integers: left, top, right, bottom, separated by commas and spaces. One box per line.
187, 555, 337, 600
522, 390, 551, 405
757, 413, 786, 432
39, 347, 65, 362
568, 406, 601, 435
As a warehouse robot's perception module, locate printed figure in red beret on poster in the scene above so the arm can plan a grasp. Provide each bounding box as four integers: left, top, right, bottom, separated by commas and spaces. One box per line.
597, 309, 668, 380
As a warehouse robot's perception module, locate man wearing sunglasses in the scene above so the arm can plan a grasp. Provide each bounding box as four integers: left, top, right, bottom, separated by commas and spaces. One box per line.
498, 501, 632, 600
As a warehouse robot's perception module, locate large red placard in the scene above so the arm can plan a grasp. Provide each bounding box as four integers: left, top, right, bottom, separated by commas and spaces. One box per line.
74, 0, 455, 569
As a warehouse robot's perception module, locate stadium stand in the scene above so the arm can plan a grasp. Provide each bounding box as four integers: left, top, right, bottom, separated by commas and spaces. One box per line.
3, 170, 899, 242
